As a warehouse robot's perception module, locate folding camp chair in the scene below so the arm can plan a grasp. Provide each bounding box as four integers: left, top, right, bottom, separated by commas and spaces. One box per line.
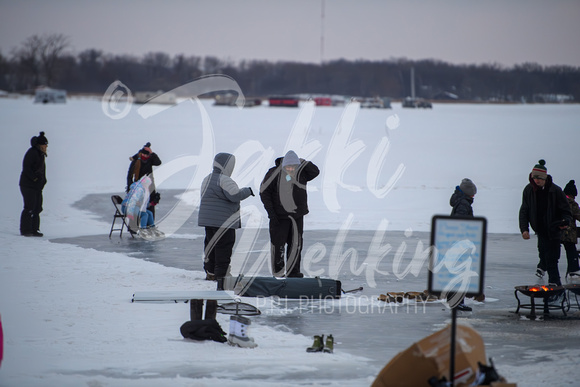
109, 195, 134, 238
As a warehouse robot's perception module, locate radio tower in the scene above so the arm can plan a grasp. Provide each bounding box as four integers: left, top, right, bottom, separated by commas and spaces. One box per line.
320, 0, 325, 65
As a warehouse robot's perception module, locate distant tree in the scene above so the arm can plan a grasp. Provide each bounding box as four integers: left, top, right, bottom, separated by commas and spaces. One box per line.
0, 51, 10, 90
172, 54, 202, 84
11, 33, 70, 89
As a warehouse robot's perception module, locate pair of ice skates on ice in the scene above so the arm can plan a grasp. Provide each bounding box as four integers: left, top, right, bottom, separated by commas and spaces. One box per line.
136, 225, 165, 240
306, 334, 334, 353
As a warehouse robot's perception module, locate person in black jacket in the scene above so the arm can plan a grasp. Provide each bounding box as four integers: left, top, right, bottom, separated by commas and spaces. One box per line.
519, 160, 572, 286
19, 132, 48, 237
449, 178, 478, 312
260, 150, 320, 277
126, 142, 162, 217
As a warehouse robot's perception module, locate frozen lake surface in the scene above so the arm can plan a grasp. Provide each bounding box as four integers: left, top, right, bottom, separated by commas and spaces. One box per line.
1, 96, 580, 386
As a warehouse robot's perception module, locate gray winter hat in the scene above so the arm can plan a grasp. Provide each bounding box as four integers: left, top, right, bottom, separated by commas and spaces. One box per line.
282, 150, 300, 167
459, 178, 477, 197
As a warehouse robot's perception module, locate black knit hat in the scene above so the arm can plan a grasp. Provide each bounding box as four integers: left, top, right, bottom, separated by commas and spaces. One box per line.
31, 131, 48, 146
564, 180, 577, 197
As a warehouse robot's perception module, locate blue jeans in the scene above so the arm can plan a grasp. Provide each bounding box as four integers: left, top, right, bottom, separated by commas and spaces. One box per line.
140, 210, 155, 229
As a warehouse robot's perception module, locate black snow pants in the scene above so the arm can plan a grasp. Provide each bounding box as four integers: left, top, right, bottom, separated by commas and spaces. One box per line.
269, 215, 304, 277
20, 186, 43, 235
203, 227, 236, 278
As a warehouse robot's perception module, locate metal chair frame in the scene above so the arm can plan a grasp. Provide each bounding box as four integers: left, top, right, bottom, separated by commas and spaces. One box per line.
109, 195, 134, 238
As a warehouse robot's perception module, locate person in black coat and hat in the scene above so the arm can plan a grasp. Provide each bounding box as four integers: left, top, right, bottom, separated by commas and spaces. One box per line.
449, 178, 478, 312
519, 160, 572, 286
19, 131, 48, 237
260, 150, 319, 277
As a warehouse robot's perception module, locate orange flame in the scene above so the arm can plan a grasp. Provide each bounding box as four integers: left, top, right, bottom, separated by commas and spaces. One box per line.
529, 285, 553, 292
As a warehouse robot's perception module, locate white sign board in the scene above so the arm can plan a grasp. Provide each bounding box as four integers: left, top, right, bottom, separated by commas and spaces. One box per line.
428, 215, 487, 298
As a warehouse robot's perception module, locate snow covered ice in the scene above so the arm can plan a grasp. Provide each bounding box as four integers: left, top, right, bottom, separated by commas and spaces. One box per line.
1, 94, 580, 386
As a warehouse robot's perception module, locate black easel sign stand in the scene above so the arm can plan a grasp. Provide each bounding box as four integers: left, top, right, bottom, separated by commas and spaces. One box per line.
427, 215, 487, 387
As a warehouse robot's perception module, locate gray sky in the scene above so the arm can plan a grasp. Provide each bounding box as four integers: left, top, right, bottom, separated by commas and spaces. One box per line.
1, 0, 580, 67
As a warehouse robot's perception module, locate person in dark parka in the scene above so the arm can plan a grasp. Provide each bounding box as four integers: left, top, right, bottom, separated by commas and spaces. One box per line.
19, 132, 48, 237
260, 150, 320, 277
519, 160, 572, 286
449, 178, 478, 312
198, 153, 254, 289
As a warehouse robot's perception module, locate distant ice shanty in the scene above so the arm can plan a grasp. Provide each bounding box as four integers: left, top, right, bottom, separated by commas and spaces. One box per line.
134, 91, 177, 105
34, 87, 67, 104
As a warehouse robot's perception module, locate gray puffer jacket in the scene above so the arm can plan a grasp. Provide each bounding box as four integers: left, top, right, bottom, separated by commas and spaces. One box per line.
198, 153, 253, 229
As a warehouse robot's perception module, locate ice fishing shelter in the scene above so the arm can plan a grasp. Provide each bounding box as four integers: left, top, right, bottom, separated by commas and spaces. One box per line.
34, 87, 66, 104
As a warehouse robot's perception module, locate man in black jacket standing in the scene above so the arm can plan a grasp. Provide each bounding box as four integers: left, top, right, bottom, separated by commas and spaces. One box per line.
19, 132, 48, 237
260, 150, 320, 277
519, 160, 572, 286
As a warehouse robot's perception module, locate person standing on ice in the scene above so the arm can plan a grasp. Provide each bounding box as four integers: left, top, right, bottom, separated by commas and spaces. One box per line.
198, 153, 254, 290
260, 150, 320, 277
519, 160, 572, 286
449, 178, 478, 312
126, 142, 162, 217
560, 180, 580, 281
19, 131, 48, 237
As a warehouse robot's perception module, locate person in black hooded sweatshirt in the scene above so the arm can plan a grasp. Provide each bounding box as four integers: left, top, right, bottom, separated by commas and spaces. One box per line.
19, 132, 48, 237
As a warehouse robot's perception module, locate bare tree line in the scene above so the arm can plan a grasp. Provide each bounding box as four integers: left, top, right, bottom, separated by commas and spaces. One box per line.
1, 33, 579, 102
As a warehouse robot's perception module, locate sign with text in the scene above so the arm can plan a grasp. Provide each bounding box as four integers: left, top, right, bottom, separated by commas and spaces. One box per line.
428, 215, 487, 299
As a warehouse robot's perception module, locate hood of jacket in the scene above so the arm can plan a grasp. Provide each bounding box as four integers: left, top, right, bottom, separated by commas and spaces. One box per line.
450, 186, 473, 207
213, 153, 235, 177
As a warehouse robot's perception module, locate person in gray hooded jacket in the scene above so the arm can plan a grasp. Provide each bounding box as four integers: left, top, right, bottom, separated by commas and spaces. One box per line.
198, 153, 254, 289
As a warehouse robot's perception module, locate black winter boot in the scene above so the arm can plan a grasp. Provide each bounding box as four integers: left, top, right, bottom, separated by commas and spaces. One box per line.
216, 277, 225, 291
205, 300, 218, 320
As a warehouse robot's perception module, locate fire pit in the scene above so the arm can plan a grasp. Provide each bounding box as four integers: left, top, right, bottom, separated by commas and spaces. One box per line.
514, 285, 567, 318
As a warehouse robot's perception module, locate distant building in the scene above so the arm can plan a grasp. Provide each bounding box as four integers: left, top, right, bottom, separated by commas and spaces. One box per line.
34, 87, 66, 104
314, 97, 332, 106
268, 96, 299, 107
134, 91, 176, 105
360, 97, 391, 109
402, 97, 432, 108
214, 93, 261, 107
